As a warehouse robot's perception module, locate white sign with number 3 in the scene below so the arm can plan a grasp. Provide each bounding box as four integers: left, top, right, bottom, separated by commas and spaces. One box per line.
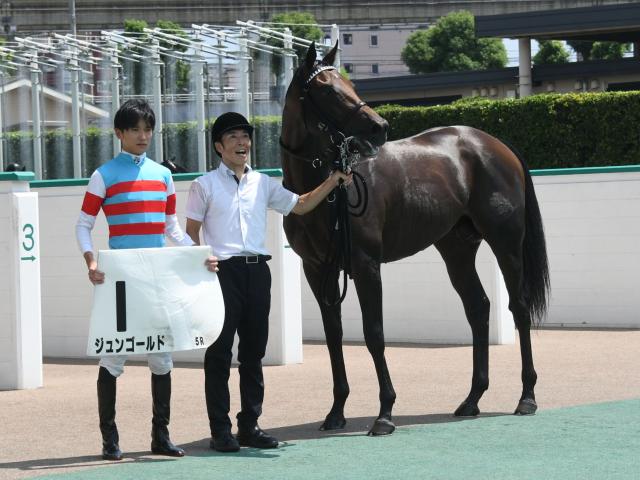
86, 246, 224, 356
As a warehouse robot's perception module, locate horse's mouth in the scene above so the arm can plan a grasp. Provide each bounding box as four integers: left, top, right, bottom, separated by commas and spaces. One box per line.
351, 138, 380, 157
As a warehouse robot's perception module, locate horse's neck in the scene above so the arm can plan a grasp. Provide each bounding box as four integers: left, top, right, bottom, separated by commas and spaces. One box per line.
281, 110, 333, 193
281, 107, 306, 150
282, 152, 330, 194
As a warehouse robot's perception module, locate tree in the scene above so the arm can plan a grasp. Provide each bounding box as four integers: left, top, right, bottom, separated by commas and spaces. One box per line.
590, 41, 631, 60
155, 20, 190, 93
262, 11, 323, 83
0, 36, 7, 65
400, 10, 507, 74
123, 18, 148, 39
567, 40, 594, 61
532, 40, 570, 65
567, 39, 630, 61
123, 19, 191, 94
123, 19, 150, 95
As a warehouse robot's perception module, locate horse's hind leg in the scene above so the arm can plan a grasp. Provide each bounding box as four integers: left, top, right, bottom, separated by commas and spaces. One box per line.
435, 226, 489, 417
484, 235, 538, 415
302, 261, 349, 430
351, 256, 396, 435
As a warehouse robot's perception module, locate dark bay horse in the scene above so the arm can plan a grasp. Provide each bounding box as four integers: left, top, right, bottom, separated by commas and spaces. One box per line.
280, 43, 550, 435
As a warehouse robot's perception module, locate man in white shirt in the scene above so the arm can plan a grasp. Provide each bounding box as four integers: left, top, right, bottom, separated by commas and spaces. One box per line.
185, 112, 351, 452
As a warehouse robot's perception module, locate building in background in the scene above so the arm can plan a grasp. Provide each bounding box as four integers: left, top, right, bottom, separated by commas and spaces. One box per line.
335, 23, 427, 79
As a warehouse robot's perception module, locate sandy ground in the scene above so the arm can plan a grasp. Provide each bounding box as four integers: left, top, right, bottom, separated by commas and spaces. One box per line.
1, 329, 639, 479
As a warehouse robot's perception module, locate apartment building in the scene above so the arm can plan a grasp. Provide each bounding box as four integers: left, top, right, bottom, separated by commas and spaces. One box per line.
336, 24, 427, 79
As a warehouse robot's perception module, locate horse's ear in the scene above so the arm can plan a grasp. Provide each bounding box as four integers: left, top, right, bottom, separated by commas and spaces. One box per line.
322, 41, 339, 67
304, 41, 317, 70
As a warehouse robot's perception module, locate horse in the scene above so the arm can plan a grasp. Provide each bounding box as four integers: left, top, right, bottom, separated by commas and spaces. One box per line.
280, 42, 550, 436
161, 157, 187, 173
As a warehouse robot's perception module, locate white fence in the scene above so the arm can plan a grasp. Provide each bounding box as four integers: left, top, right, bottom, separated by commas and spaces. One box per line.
16, 166, 640, 365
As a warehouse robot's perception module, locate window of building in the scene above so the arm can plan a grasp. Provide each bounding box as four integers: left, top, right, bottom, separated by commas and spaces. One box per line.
370, 35, 378, 47
371, 64, 379, 74
343, 33, 352, 45
344, 63, 354, 73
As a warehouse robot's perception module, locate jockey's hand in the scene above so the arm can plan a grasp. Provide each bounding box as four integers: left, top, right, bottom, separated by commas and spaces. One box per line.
205, 255, 219, 273
88, 265, 105, 285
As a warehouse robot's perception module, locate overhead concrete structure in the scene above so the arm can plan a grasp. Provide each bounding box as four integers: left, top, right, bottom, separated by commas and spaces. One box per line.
476, 2, 640, 97
10, 0, 637, 34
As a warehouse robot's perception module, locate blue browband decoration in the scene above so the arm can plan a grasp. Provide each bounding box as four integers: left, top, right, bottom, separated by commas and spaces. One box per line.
305, 65, 337, 86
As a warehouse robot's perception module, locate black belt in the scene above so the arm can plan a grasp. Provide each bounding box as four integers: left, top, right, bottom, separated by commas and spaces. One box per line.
220, 255, 272, 265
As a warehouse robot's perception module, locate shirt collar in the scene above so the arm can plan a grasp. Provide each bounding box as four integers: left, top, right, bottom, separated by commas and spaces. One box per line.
219, 161, 251, 177
120, 150, 147, 166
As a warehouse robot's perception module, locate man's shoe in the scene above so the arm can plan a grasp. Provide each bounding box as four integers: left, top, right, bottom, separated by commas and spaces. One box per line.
236, 425, 278, 449
210, 432, 240, 453
102, 443, 123, 461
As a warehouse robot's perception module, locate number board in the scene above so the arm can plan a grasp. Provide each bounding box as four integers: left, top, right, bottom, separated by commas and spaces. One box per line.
86, 246, 224, 356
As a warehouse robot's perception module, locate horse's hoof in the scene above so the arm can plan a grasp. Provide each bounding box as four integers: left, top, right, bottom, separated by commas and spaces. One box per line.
367, 418, 395, 436
320, 414, 346, 431
514, 398, 537, 415
454, 401, 480, 417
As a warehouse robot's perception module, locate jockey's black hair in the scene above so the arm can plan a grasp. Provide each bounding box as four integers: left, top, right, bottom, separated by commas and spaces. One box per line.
114, 99, 156, 131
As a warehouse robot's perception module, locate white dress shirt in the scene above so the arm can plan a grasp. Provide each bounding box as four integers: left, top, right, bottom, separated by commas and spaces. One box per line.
185, 162, 298, 260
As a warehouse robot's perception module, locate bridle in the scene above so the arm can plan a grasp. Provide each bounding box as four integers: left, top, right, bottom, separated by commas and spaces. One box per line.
280, 63, 368, 173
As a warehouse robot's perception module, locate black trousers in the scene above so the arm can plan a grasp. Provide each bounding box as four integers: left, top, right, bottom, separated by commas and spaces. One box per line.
204, 258, 271, 435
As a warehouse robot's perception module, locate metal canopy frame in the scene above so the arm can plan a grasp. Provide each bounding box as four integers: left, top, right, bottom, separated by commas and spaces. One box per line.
0, 22, 339, 178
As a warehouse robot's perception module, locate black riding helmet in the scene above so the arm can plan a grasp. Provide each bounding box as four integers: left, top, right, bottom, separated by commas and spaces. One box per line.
211, 112, 253, 157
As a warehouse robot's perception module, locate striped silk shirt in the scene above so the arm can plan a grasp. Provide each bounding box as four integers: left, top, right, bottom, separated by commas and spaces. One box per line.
76, 151, 193, 252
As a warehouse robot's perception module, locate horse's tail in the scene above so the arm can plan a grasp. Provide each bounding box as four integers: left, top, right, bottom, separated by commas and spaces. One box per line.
514, 150, 550, 326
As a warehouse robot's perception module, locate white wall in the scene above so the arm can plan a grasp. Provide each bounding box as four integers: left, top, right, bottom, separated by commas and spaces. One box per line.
29, 168, 640, 363
301, 170, 640, 344
0, 182, 19, 386
534, 171, 640, 328
302, 243, 513, 345
0, 178, 43, 390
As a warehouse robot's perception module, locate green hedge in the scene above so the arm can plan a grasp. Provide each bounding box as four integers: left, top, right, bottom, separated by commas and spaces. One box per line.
375, 91, 640, 169
5, 91, 640, 178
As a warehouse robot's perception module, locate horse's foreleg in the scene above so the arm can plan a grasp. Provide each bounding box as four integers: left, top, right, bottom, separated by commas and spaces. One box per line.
352, 258, 396, 436
302, 262, 349, 430
436, 236, 489, 417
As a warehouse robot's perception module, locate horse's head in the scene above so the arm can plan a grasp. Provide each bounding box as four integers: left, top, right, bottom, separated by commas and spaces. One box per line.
283, 42, 388, 158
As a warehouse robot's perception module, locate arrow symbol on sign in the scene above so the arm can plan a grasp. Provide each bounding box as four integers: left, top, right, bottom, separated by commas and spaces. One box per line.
20, 256, 36, 261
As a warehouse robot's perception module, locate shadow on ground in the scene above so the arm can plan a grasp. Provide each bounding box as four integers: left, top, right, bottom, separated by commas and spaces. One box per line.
180, 411, 509, 455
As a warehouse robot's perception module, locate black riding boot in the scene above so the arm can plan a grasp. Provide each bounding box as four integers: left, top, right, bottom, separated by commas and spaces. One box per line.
151, 372, 185, 457
97, 367, 122, 461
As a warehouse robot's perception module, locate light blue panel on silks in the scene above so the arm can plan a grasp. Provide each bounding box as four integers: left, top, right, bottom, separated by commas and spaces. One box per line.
86, 246, 224, 356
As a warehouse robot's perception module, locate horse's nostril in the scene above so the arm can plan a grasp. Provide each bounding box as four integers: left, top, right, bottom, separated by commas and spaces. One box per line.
372, 121, 389, 136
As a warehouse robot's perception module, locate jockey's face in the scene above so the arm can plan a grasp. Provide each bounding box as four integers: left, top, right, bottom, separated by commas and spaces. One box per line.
216, 128, 252, 168
115, 119, 153, 156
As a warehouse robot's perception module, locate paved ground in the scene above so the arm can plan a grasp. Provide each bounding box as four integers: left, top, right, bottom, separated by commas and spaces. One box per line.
1, 329, 639, 480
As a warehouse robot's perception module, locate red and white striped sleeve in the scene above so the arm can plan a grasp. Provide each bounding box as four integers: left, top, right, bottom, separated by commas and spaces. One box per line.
75, 170, 106, 254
